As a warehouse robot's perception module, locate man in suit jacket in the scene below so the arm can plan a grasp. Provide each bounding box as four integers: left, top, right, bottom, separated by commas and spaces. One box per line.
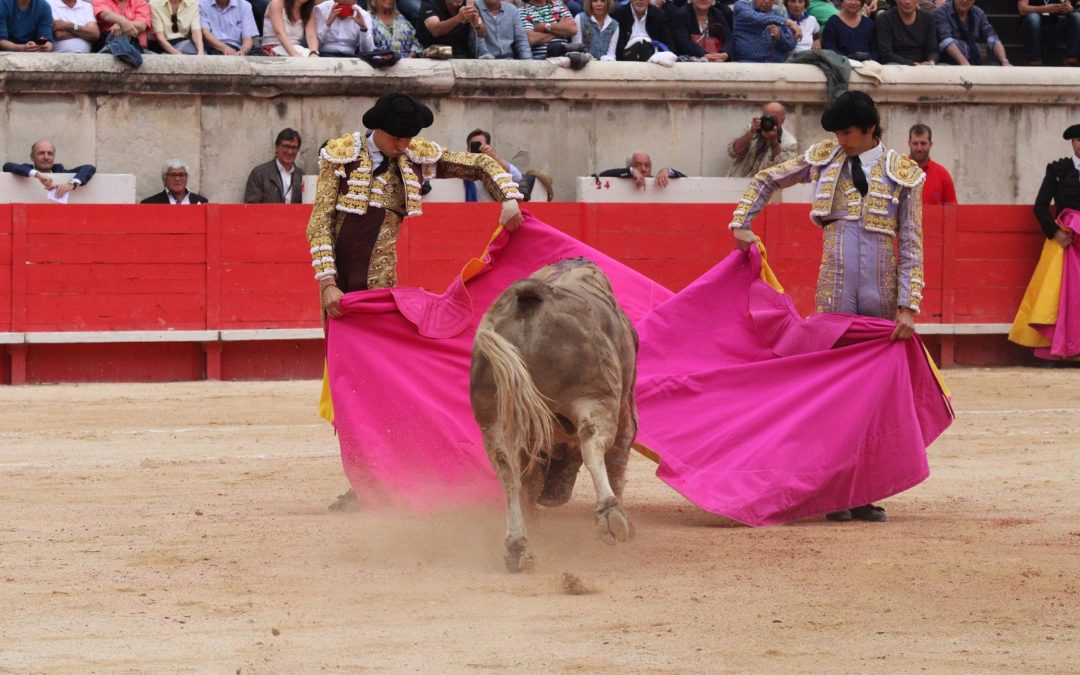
243, 128, 304, 204
140, 159, 208, 204
3, 139, 96, 198
612, 0, 675, 60
599, 151, 685, 190
1034, 123, 1080, 249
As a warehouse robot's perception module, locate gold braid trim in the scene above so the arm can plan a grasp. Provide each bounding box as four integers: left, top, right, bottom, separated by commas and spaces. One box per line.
885, 150, 926, 188
436, 150, 524, 202
307, 152, 349, 281
805, 139, 842, 166
337, 135, 375, 216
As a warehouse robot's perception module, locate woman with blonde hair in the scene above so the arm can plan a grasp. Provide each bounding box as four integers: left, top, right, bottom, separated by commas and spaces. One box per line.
261, 0, 320, 55
573, 0, 618, 60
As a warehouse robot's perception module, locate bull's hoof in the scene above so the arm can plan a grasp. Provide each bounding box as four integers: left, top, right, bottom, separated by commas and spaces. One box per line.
504, 537, 535, 573
505, 551, 536, 573
596, 500, 631, 545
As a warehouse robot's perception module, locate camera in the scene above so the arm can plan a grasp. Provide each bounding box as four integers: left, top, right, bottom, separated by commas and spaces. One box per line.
337, 4, 354, 16
469, 141, 482, 153
759, 114, 778, 133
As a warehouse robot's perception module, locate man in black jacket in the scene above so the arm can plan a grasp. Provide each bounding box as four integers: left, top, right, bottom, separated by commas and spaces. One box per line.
612, 0, 675, 59
599, 151, 686, 190
3, 139, 96, 198
141, 160, 208, 205
1034, 123, 1080, 249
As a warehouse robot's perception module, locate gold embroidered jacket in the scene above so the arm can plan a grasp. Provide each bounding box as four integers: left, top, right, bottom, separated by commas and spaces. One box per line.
729, 139, 927, 312
306, 132, 523, 284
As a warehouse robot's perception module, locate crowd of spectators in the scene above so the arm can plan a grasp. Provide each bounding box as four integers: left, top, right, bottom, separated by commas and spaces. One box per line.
1, 0, 1076, 63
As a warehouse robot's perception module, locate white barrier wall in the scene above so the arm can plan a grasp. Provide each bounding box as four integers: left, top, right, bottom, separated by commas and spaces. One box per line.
0, 173, 136, 204
300, 175, 549, 204
2, 54, 1078, 206
576, 176, 813, 203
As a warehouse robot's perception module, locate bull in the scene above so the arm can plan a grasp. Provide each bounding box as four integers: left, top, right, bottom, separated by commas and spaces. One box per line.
470, 258, 638, 572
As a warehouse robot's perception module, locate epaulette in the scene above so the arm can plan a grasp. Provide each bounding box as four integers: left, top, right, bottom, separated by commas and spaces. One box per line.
320, 132, 362, 164
1049, 157, 1074, 175
404, 137, 443, 165
805, 139, 842, 166
885, 150, 926, 187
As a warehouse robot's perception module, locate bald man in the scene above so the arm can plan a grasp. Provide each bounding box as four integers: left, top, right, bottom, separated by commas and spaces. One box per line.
726, 101, 800, 177
3, 139, 96, 198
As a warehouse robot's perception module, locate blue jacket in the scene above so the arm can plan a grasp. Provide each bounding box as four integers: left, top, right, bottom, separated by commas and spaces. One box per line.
732, 2, 794, 63
3, 161, 97, 186
0, 0, 53, 44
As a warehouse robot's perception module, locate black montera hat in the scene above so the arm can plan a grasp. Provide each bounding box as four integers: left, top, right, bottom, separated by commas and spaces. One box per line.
1064, 124, 1080, 140
821, 91, 880, 132
362, 93, 434, 138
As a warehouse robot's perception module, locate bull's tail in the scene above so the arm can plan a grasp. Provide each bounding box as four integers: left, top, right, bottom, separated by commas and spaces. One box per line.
474, 326, 555, 472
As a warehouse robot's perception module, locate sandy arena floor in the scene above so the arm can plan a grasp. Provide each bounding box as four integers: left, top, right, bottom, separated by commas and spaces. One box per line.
0, 367, 1078, 673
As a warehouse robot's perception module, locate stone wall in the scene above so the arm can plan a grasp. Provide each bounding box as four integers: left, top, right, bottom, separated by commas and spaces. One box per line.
2, 54, 1078, 205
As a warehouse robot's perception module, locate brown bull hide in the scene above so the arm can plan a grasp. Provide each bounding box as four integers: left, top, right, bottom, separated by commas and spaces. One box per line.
470, 258, 638, 573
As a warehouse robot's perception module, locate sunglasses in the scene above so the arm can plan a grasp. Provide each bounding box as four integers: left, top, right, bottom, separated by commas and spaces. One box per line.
166, 171, 188, 178
170, 12, 179, 32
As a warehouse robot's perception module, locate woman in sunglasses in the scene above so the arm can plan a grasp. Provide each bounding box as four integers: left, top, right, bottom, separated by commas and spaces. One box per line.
149, 0, 205, 54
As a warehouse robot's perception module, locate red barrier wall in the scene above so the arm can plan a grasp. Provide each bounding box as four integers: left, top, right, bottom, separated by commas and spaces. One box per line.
0, 202, 1046, 383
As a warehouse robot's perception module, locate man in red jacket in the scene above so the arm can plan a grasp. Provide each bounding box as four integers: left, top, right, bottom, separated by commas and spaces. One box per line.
908, 123, 957, 205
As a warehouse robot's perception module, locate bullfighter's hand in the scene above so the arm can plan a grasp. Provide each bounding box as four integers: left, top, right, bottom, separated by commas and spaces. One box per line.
1053, 228, 1073, 248
891, 307, 916, 341
322, 285, 344, 318
500, 199, 523, 231
732, 227, 758, 252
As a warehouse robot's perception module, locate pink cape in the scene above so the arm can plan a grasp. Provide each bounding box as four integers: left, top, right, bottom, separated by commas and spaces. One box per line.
1035, 209, 1080, 360
326, 214, 953, 526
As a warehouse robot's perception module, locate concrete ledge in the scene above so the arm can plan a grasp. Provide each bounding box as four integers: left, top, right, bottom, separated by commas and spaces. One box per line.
2, 54, 1079, 105
915, 323, 1012, 335
23, 330, 219, 343
219, 328, 323, 341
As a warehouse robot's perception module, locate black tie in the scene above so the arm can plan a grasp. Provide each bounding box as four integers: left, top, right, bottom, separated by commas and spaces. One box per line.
850, 156, 868, 197
373, 156, 390, 176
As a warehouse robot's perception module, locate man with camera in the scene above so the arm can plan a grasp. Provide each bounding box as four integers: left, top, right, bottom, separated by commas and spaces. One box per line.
726, 101, 800, 178
464, 129, 522, 201
0, 0, 55, 52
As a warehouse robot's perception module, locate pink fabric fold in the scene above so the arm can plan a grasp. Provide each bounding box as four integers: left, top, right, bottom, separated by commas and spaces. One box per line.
326, 213, 953, 524
1034, 209, 1080, 360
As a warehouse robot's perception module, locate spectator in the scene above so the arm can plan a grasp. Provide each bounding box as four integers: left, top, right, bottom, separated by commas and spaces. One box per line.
726, 101, 799, 177
875, 0, 937, 63
1018, 0, 1080, 67
415, 0, 484, 58
0, 0, 53, 52
141, 159, 209, 204
93, 0, 150, 49
475, 0, 529, 58
806, 0, 837, 24
463, 129, 523, 201
934, 0, 1010, 65
822, 0, 878, 59
672, 0, 733, 60
785, 0, 819, 51
149, 0, 204, 53
314, 0, 372, 55
612, 0, 674, 60
908, 123, 956, 204
731, 0, 796, 62
1033, 123, 1080, 246
244, 128, 304, 204
199, 0, 256, 54
3, 139, 96, 198
599, 151, 685, 190
48, 0, 99, 51
523, 0, 575, 59
371, 0, 421, 56
262, 0, 318, 55
573, 0, 617, 61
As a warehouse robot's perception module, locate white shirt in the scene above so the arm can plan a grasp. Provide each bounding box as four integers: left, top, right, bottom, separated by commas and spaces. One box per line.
792, 14, 818, 53
275, 159, 294, 202
629, 7, 649, 41
573, 13, 618, 61
313, 0, 374, 55
48, 0, 96, 53
367, 132, 385, 169
1073, 155, 1080, 172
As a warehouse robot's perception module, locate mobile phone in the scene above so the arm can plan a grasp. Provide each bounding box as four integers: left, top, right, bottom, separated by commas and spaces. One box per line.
33, 36, 49, 44
338, 4, 354, 16
469, 141, 482, 153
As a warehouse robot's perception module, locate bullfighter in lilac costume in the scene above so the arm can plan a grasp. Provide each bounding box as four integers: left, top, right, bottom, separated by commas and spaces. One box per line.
727, 91, 926, 523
